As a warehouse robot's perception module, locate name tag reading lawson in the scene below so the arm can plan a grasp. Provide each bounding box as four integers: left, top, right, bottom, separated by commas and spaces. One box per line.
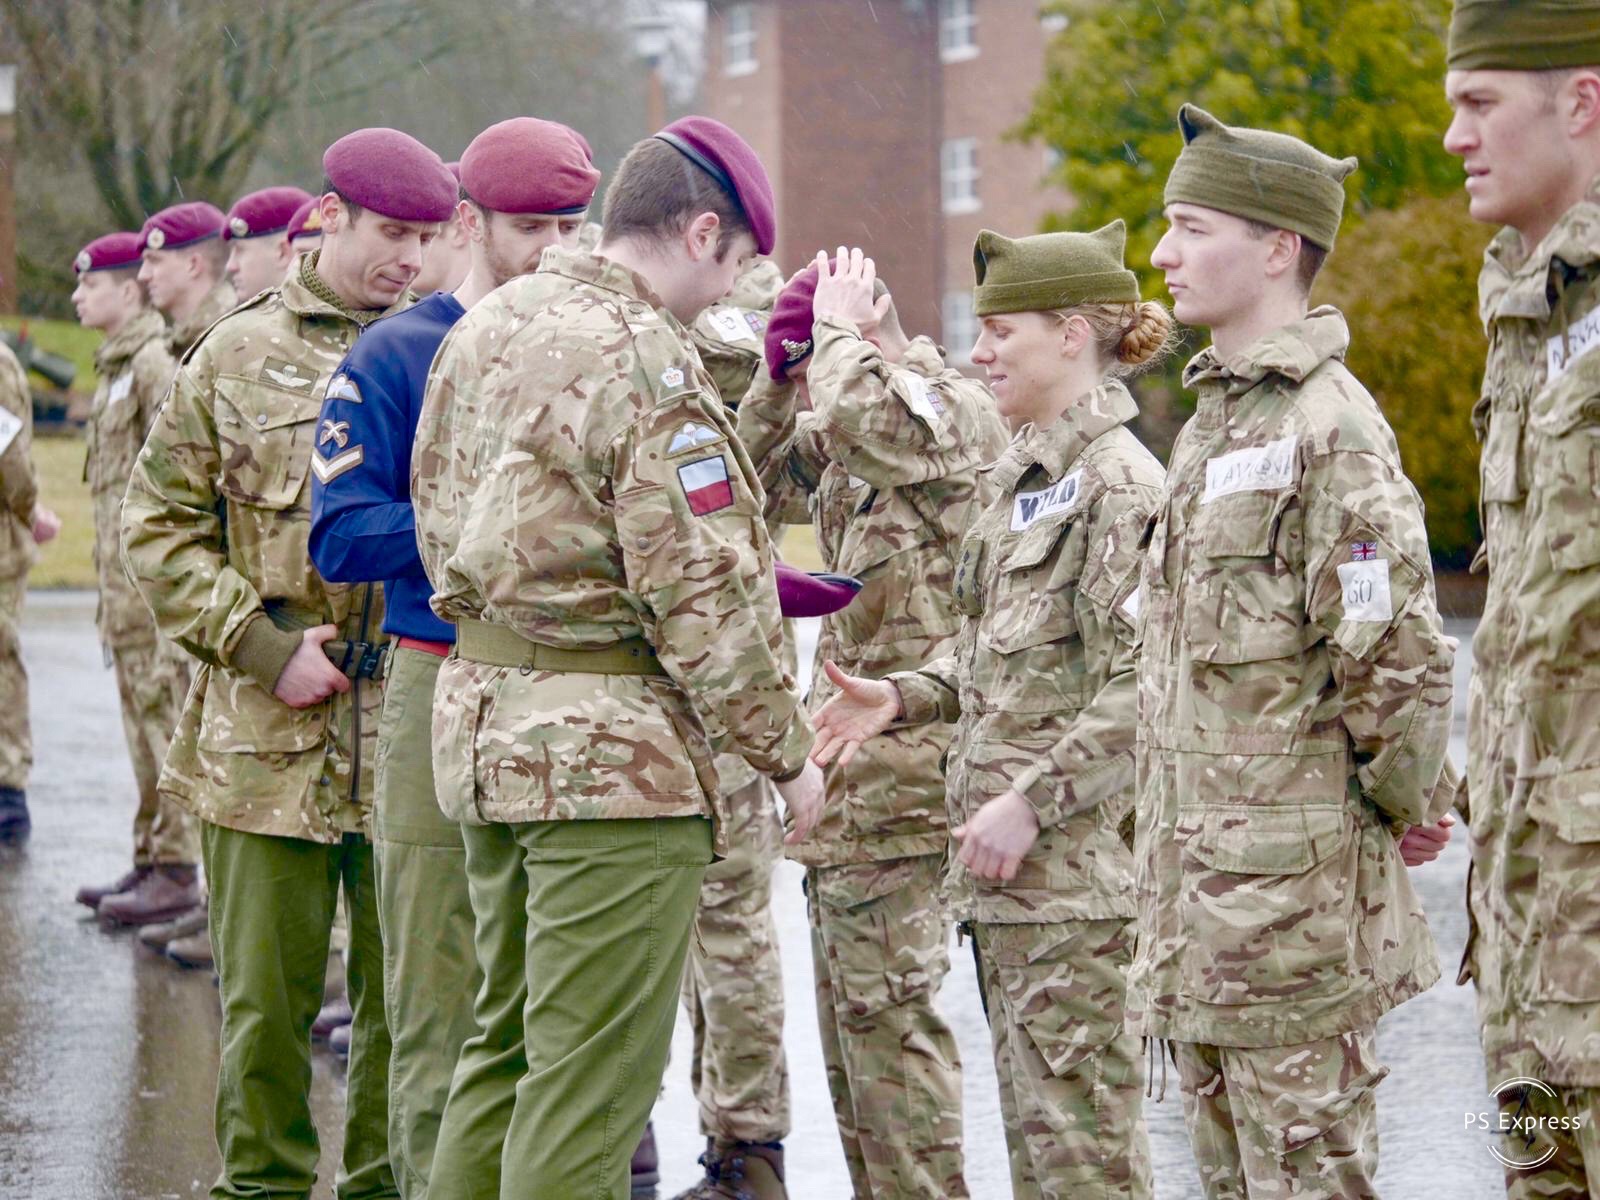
1010, 469, 1083, 531
1336, 559, 1393, 623
1547, 306, 1600, 383
0, 407, 21, 457
1203, 436, 1296, 502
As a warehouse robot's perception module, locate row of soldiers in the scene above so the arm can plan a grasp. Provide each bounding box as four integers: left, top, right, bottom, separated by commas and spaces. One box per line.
0, 0, 1596, 1195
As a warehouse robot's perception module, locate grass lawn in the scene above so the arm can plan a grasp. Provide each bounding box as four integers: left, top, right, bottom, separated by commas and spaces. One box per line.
1, 315, 100, 389
31, 435, 95, 589
779, 525, 822, 572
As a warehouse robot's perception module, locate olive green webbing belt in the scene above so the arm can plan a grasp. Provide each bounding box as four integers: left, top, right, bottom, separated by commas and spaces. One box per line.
454, 619, 666, 676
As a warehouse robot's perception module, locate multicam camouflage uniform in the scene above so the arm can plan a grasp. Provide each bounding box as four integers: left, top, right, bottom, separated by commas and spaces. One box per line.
1464, 173, 1600, 1195
1127, 307, 1458, 1199
121, 253, 398, 1198
0, 341, 37, 793
85, 308, 197, 867
414, 248, 811, 1196
738, 312, 1008, 1197
166, 277, 237, 358
892, 378, 1160, 1200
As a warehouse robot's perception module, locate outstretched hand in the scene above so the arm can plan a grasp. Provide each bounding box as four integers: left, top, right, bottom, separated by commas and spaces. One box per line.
809, 659, 900, 768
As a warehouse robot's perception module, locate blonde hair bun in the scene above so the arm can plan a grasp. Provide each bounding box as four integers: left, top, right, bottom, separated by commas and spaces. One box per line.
1117, 301, 1176, 367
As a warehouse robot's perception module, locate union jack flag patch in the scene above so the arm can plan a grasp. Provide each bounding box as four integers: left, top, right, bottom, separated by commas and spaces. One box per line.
1351, 541, 1378, 561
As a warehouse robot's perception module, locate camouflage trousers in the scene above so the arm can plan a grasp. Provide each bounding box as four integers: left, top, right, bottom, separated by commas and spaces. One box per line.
680, 773, 791, 1143
1494, 1083, 1600, 1199
1172, 1030, 1386, 1200
973, 918, 1151, 1200
110, 638, 198, 866
808, 854, 967, 1198
0, 574, 29, 790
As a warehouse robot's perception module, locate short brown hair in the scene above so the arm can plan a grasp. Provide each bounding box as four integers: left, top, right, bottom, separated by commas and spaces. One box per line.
1243, 218, 1328, 294
601, 138, 750, 258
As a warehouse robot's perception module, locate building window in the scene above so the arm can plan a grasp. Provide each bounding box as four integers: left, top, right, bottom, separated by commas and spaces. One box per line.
940, 0, 978, 61
943, 291, 978, 363
724, 3, 757, 76
941, 137, 980, 214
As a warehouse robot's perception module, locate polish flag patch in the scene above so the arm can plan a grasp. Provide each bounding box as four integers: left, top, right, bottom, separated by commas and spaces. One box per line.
678, 454, 734, 516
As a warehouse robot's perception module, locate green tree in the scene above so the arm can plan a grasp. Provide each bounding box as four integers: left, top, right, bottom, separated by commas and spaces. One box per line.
1024, 0, 1459, 291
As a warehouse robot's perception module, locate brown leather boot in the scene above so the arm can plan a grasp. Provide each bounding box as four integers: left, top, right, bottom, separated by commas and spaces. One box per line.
166, 927, 213, 969
98, 864, 202, 927
76, 866, 150, 910
138, 903, 209, 950
631, 1120, 659, 1197
669, 1139, 786, 1200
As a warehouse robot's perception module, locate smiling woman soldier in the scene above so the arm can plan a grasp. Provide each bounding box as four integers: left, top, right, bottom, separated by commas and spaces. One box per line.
811, 221, 1171, 1200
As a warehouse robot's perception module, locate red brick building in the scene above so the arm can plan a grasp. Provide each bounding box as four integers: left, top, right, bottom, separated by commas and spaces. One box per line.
699, 0, 1070, 360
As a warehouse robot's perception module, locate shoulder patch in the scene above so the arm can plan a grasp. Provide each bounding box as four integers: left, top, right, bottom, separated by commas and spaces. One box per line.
668, 421, 723, 455
0, 406, 21, 457
901, 372, 945, 426
325, 372, 362, 405
678, 454, 734, 515
661, 367, 686, 389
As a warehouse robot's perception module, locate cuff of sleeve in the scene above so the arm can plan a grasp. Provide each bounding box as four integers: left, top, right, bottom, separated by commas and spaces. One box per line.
1014, 766, 1065, 829
889, 671, 957, 725
767, 712, 816, 782
229, 613, 302, 693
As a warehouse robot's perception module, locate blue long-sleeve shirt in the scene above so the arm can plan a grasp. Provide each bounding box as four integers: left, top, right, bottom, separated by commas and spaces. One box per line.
309, 291, 466, 642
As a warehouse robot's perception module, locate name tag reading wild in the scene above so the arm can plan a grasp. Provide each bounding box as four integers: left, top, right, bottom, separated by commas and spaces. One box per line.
1011, 469, 1083, 531
1203, 436, 1296, 502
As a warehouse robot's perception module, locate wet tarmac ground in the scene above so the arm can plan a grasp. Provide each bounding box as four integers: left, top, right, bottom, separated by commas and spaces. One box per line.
1, 593, 1503, 1198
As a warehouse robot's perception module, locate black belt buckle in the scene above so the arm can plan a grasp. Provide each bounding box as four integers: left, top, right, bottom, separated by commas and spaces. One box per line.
353, 642, 388, 681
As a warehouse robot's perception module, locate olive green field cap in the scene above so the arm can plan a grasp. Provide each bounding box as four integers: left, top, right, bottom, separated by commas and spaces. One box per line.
1449, 0, 1600, 70
972, 220, 1140, 317
1163, 104, 1357, 250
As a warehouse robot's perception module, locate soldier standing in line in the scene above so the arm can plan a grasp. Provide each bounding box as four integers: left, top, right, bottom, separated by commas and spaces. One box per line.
122, 128, 457, 1200
1444, 1, 1600, 1189
287, 198, 324, 257
734, 248, 1010, 1199
309, 116, 599, 1200
811, 224, 1168, 1199
0, 325, 60, 840
135, 202, 238, 359
1127, 107, 1458, 1197
413, 115, 824, 1200
224, 187, 315, 300
411, 162, 471, 296
67, 233, 201, 928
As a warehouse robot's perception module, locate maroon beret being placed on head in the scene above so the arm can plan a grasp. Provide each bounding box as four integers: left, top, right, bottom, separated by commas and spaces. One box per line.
74, 232, 143, 275
774, 563, 863, 619
654, 116, 776, 255
460, 118, 600, 215
765, 265, 819, 380
138, 201, 225, 254
287, 198, 323, 242
322, 127, 458, 223
224, 186, 314, 241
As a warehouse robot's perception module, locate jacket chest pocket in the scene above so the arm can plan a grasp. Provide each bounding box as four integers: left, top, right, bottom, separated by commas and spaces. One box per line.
1530, 349, 1600, 570
216, 376, 323, 511
1181, 489, 1311, 663
978, 516, 1091, 714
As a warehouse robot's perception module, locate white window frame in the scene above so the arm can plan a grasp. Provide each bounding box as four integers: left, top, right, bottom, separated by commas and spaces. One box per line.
941, 137, 980, 214
943, 291, 978, 364
724, 3, 757, 76
939, 0, 979, 62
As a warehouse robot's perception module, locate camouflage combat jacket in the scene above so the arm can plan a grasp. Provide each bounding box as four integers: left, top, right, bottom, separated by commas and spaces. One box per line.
413, 249, 812, 839
167, 279, 238, 359
121, 259, 398, 842
738, 316, 1008, 868
85, 309, 174, 650
1464, 174, 1600, 1086
0, 343, 36, 581
893, 381, 1159, 922
1125, 307, 1457, 1049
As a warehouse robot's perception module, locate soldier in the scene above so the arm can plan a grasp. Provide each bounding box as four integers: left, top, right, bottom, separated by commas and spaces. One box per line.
1443, 3, 1600, 1190
811, 225, 1168, 1199
309, 117, 599, 1200
287, 198, 324, 256
135, 201, 238, 358
1118, 107, 1457, 1197
413, 115, 825, 1199
224, 187, 314, 300
67, 233, 202, 927
0, 329, 59, 840
411, 162, 471, 295
734, 248, 1009, 1198
121, 127, 457, 1198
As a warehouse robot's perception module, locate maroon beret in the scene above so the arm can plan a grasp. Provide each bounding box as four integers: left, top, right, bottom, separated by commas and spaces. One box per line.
138, 201, 226, 254
775, 564, 863, 618
765, 265, 819, 380
460, 118, 600, 215
74, 232, 143, 275
287, 199, 322, 243
322, 127, 458, 223
446, 161, 462, 185
655, 116, 776, 255
224, 186, 314, 241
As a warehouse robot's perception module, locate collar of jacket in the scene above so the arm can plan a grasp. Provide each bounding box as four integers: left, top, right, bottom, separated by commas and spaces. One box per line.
285, 250, 402, 327
987, 378, 1138, 491
94, 308, 165, 373
1480, 170, 1600, 326
539, 247, 678, 319
169, 279, 238, 357
1183, 305, 1350, 397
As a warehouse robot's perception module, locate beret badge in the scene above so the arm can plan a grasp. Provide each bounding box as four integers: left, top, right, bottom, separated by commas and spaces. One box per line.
229, 216, 251, 238
782, 337, 812, 364
74, 250, 92, 274
145, 227, 166, 250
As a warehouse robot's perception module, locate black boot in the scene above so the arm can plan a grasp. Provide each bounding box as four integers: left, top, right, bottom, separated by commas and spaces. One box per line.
0, 787, 29, 841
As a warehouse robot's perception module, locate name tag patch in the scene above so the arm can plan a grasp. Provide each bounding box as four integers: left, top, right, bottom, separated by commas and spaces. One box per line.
107, 374, 134, 408
1011, 469, 1083, 531
902, 373, 945, 426
0, 407, 20, 457
1337, 559, 1393, 623
678, 454, 735, 516
1203, 436, 1296, 502
1547, 306, 1600, 383
704, 308, 758, 344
